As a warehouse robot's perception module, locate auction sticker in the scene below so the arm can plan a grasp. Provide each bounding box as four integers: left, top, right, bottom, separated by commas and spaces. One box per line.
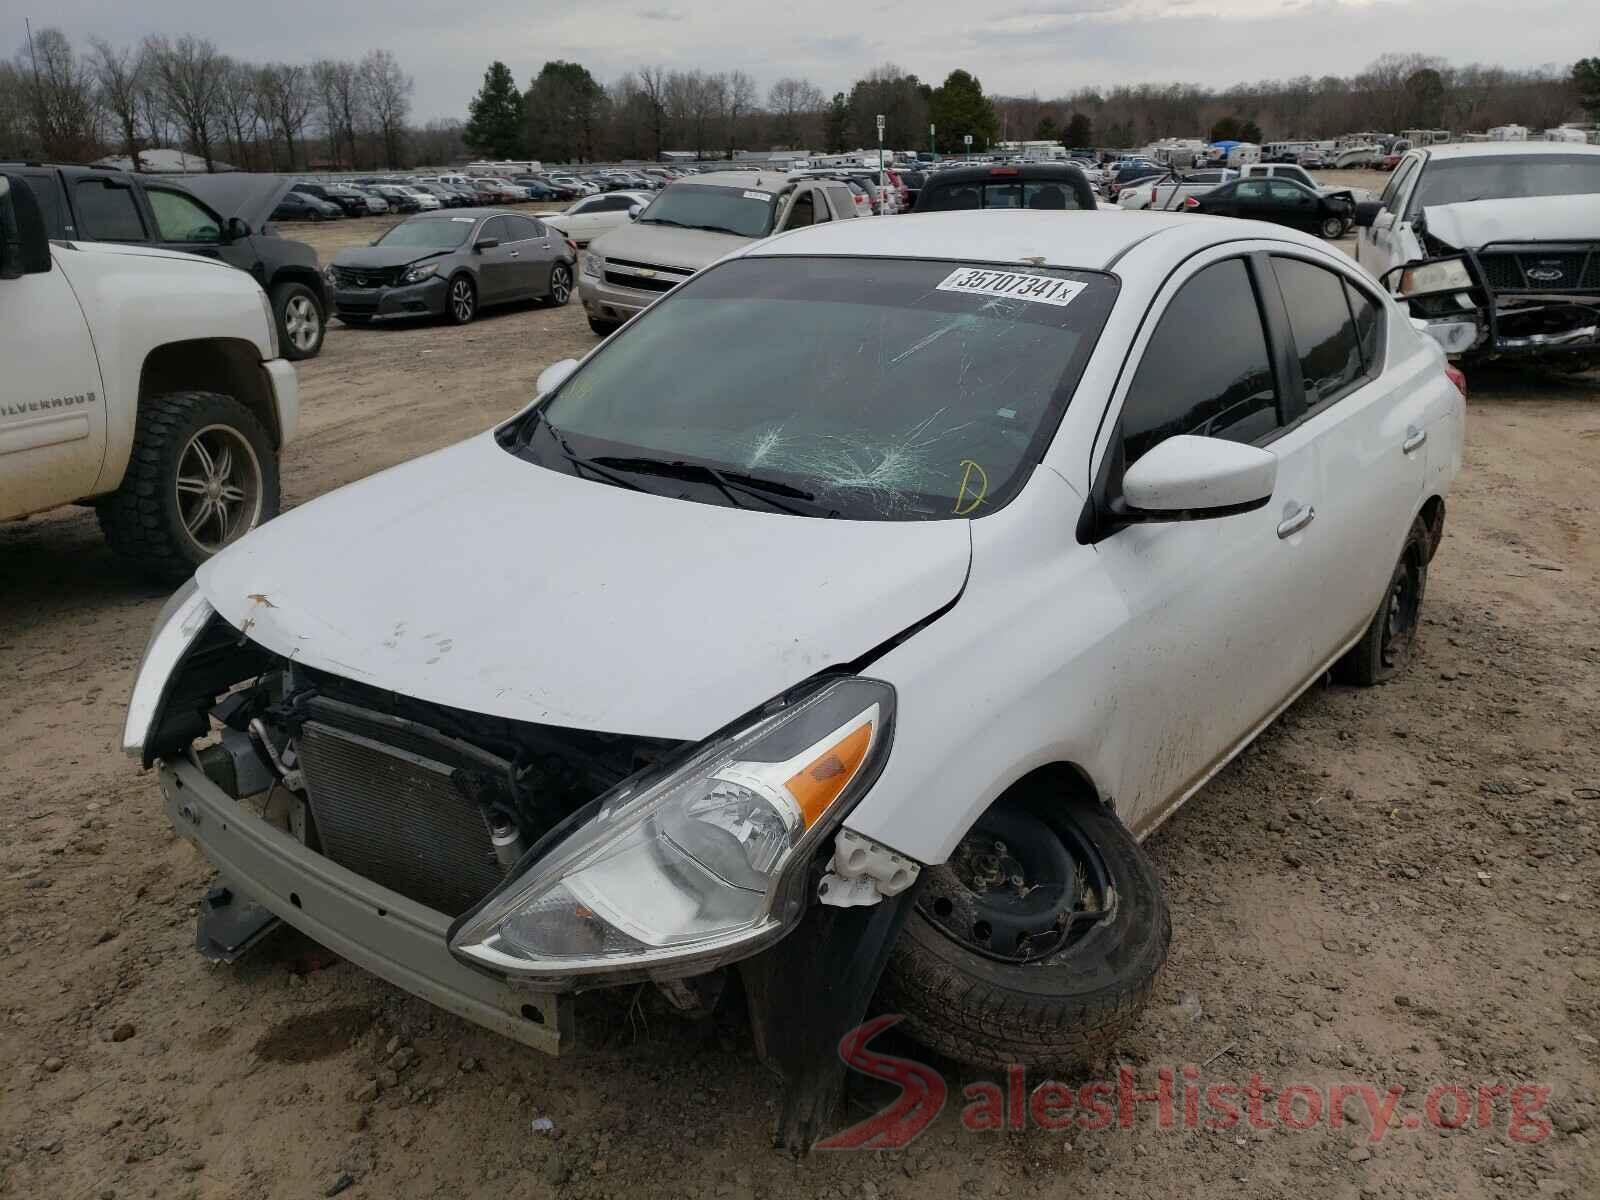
936, 268, 1085, 307
743, 190, 773, 202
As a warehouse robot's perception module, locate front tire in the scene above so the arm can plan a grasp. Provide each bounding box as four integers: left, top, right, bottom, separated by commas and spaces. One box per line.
97, 391, 280, 581
272, 282, 325, 360
1334, 516, 1430, 685
445, 274, 477, 325
1320, 215, 1345, 239
878, 790, 1170, 1070
546, 263, 573, 307
587, 314, 621, 337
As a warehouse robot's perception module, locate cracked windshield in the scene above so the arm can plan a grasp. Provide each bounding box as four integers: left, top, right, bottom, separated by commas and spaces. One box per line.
521, 256, 1115, 520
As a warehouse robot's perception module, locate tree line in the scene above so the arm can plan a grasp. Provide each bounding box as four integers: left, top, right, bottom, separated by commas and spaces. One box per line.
470, 52, 1596, 165
0, 27, 436, 171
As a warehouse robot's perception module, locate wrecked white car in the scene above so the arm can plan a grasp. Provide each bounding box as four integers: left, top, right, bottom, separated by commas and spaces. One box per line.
1354, 143, 1600, 369
127, 210, 1462, 1149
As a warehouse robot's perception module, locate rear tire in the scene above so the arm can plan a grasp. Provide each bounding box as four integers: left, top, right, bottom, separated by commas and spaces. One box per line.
877, 789, 1169, 1070
1334, 516, 1431, 685
546, 263, 573, 307
97, 391, 280, 581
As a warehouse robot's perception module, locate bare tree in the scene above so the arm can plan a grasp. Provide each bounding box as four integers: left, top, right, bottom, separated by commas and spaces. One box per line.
18, 27, 99, 161
719, 69, 757, 158
311, 60, 342, 168
0, 61, 37, 157
215, 59, 262, 171
88, 38, 143, 168
145, 34, 228, 170
258, 62, 314, 169
327, 60, 365, 170
767, 77, 823, 148
359, 49, 412, 168
635, 66, 670, 158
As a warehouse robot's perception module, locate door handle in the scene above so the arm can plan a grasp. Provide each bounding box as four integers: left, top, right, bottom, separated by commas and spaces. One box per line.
1402, 427, 1427, 454
1277, 504, 1316, 539
509, 250, 520, 258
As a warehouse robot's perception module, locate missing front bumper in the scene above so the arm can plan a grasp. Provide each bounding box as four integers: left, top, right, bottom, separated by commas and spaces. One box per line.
162, 757, 571, 1054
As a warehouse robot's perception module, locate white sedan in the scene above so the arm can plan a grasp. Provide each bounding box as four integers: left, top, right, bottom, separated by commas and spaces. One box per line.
126, 210, 1463, 1151
541, 190, 653, 247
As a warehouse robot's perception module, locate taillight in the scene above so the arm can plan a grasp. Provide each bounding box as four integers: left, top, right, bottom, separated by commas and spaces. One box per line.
1444, 364, 1467, 398
989, 167, 1019, 176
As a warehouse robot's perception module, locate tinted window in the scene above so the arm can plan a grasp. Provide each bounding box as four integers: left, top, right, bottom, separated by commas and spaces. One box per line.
505, 215, 543, 240
1122, 259, 1279, 466
527, 256, 1118, 522
479, 216, 512, 242
1270, 257, 1365, 408
1235, 180, 1268, 201
1381, 158, 1418, 213
17, 171, 67, 237
1345, 279, 1382, 371
600, 195, 634, 212
920, 178, 1088, 212
786, 190, 818, 226
1268, 180, 1314, 206
74, 179, 145, 241
148, 189, 221, 243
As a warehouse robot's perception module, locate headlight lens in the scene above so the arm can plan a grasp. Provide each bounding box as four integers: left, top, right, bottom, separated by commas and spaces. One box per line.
122, 579, 215, 761
1400, 257, 1473, 295
400, 262, 439, 285
581, 251, 602, 278
259, 288, 279, 359
450, 676, 894, 979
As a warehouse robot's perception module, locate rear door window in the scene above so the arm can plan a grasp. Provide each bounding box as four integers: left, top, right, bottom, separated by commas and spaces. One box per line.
505, 215, 543, 241
1120, 258, 1280, 466
1269, 256, 1368, 410
147, 189, 222, 243
73, 179, 146, 241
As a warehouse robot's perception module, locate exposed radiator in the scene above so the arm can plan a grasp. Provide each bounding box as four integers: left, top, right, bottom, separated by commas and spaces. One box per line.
296, 717, 507, 916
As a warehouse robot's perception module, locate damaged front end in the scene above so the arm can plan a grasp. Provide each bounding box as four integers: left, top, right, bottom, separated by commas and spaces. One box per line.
1391, 223, 1600, 365
125, 583, 914, 1088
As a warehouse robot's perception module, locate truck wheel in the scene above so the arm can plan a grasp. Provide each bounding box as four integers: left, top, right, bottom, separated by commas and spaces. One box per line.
97, 391, 280, 580
877, 788, 1169, 1070
1334, 516, 1430, 686
272, 282, 325, 360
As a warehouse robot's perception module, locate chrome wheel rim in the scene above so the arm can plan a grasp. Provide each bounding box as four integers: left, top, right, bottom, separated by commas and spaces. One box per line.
283, 295, 321, 351
451, 278, 474, 322
550, 266, 571, 305
174, 424, 263, 554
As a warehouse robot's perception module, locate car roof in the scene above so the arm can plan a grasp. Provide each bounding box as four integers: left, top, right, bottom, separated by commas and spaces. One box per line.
741, 209, 1333, 272
929, 163, 1088, 182
676, 170, 790, 193
407, 207, 520, 220
1421, 142, 1600, 160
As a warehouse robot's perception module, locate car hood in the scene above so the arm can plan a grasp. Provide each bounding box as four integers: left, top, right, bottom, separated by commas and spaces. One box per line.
331, 244, 457, 270
169, 175, 293, 232
195, 432, 971, 741
1422, 195, 1599, 250
590, 222, 754, 271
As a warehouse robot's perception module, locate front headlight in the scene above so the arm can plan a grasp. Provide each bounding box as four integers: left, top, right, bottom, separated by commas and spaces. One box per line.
400, 262, 439, 285
259, 288, 279, 358
450, 676, 894, 980
122, 579, 215, 761
1400, 257, 1473, 296
581, 251, 602, 278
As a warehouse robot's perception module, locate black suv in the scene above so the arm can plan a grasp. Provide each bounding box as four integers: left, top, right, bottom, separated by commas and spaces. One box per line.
3, 163, 330, 359
914, 163, 1098, 213
291, 180, 369, 217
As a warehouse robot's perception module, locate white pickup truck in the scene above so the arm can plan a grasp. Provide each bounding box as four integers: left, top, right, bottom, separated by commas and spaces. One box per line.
1, 173, 297, 578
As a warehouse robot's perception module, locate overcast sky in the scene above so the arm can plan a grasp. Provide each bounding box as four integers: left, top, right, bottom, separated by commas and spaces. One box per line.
21, 0, 1599, 120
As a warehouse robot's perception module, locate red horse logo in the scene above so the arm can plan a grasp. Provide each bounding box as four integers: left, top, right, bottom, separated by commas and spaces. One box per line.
816, 1014, 947, 1149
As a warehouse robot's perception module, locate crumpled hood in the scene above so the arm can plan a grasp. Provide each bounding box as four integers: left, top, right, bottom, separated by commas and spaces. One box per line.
1422, 195, 1599, 250
196, 433, 971, 741
331, 244, 450, 271
589, 221, 752, 271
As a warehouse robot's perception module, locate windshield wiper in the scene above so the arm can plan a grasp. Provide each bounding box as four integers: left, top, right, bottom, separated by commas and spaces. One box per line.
680, 223, 749, 237
524, 409, 650, 494
591, 455, 831, 516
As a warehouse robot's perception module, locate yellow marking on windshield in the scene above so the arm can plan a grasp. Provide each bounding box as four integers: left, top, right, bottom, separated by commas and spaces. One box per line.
953, 459, 989, 515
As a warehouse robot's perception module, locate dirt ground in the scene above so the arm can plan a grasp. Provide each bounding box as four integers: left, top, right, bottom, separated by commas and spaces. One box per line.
2, 204, 1597, 1200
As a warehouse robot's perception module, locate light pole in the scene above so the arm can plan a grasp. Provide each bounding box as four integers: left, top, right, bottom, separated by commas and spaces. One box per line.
876, 113, 886, 210
929, 123, 936, 161
963, 133, 973, 162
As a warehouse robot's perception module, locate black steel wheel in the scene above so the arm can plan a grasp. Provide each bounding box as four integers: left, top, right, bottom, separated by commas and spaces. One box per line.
1335, 515, 1431, 685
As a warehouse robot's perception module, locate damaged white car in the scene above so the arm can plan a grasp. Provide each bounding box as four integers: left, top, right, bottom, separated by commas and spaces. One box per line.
1354, 142, 1600, 369
127, 210, 1463, 1149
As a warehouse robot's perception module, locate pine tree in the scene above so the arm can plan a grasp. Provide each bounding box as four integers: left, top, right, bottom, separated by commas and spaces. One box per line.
464, 62, 525, 158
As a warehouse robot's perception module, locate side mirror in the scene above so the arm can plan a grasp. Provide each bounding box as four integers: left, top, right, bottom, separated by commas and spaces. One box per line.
627, 205, 643, 221
224, 216, 250, 242
474, 237, 500, 251
0, 174, 52, 279
1352, 201, 1384, 228
1120, 435, 1276, 520
535, 358, 580, 396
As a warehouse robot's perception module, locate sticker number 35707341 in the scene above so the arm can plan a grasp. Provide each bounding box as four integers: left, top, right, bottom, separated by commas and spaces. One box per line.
936, 268, 1086, 307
